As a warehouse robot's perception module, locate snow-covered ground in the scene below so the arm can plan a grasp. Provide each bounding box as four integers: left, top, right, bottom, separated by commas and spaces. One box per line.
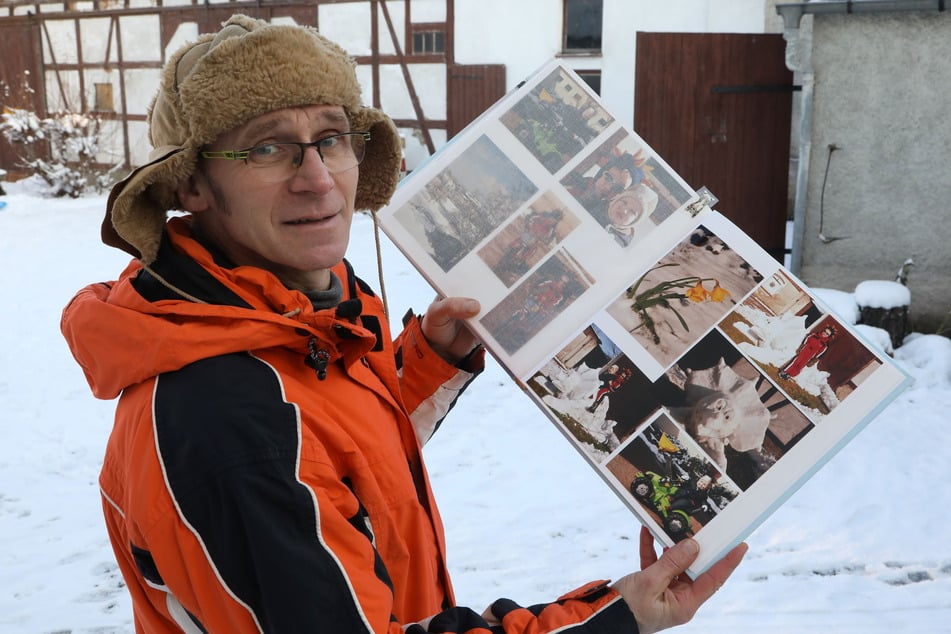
1, 182, 949, 633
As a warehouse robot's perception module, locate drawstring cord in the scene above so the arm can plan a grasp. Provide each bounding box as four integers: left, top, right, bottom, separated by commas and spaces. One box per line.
141, 264, 208, 304
369, 209, 389, 320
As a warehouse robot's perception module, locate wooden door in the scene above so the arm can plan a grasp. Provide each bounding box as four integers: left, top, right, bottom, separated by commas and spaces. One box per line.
447, 64, 506, 138
0, 19, 46, 177
635, 33, 793, 261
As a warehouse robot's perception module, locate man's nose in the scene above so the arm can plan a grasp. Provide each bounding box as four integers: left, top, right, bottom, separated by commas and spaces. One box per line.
292, 146, 335, 188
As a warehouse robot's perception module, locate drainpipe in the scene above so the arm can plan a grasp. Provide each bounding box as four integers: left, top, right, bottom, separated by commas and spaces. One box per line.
777, 10, 813, 275
777, 0, 947, 28
775, 0, 947, 275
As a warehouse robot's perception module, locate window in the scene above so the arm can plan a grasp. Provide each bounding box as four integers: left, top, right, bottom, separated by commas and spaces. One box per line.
412, 29, 445, 55
563, 0, 602, 52
576, 70, 602, 96
94, 82, 114, 111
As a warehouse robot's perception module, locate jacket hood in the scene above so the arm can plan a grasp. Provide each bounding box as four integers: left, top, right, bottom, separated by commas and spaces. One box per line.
62, 217, 381, 400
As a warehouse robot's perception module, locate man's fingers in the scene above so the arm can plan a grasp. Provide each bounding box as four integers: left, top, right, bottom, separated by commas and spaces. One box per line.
420, 297, 482, 364
638, 526, 658, 570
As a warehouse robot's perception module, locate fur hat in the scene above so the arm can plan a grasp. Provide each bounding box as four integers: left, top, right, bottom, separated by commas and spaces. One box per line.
102, 14, 402, 264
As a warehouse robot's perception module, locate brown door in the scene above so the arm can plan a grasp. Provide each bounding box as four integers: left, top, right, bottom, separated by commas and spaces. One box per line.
447, 64, 506, 138
635, 33, 793, 261
0, 20, 46, 177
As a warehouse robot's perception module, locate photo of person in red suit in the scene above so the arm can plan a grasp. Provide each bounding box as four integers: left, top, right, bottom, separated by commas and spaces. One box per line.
779, 325, 838, 380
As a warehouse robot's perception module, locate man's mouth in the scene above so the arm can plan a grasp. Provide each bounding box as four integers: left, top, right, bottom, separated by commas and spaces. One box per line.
285, 214, 333, 225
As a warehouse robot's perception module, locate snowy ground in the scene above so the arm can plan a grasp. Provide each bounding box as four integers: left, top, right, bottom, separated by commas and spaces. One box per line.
1, 184, 949, 633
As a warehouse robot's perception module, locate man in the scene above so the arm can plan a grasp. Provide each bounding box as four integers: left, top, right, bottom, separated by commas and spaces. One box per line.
61, 15, 745, 633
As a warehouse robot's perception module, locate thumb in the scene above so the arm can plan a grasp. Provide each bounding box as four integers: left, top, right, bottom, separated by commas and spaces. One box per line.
646, 538, 699, 590
427, 297, 480, 324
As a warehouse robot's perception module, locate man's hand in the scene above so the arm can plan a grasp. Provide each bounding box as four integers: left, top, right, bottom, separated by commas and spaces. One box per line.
420, 296, 481, 365
612, 527, 747, 634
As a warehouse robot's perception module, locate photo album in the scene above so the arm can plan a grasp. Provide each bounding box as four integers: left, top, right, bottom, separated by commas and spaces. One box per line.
376, 60, 911, 577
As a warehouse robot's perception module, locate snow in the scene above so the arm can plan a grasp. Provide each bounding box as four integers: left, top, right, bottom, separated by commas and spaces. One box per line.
1, 181, 950, 633
813, 286, 860, 324
854, 280, 912, 310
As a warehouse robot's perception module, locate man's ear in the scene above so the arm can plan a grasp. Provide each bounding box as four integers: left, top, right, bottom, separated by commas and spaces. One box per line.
176, 173, 211, 213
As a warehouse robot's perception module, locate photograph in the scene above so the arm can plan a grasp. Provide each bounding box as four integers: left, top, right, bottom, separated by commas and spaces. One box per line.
720, 270, 884, 421
480, 251, 593, 355
477, 191, 581, 287
560, 128, 692, 247
392, 134, 537, 272
605, 414, 741, 543
606, 225, 763, 368
500, 66, 613, 174
528, 323, 650, 462
650, 330, 815, 491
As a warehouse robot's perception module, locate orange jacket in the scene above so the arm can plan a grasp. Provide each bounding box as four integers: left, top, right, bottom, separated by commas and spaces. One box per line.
61, 217, 636, 633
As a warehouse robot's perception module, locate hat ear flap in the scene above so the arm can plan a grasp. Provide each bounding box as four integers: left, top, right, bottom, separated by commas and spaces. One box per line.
352, 107, 402, 211
102, 148, 195, 263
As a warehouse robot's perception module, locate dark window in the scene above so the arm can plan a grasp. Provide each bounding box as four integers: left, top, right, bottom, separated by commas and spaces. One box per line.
563, 0, 602, 51
576, 70, 601, 96
412, 30, 445, 55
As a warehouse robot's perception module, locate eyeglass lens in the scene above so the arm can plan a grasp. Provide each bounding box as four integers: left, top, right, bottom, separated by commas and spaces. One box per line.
249, 133, 367, 182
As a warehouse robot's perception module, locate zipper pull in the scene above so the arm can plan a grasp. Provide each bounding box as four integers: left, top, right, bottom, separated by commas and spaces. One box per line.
307, 338, 331, 380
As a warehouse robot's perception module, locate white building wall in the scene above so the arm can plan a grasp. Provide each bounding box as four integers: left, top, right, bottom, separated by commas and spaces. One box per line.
45, 19, 79, 63
78, 18, 112, 64
32, 0, 774, 170
409, 0, 446, 22
118, 15, 161, 62
319, 2, 375, 56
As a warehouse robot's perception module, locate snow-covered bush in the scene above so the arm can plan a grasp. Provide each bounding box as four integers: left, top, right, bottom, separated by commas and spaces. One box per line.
1, 106, 121, 198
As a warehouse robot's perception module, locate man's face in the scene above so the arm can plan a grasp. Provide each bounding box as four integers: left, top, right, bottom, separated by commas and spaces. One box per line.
186, 105, 359, 291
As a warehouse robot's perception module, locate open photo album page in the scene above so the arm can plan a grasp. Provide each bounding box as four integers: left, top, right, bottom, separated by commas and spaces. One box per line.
377, 60, 910, 577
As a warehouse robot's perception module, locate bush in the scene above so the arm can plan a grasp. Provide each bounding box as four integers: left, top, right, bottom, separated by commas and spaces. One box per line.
1, 106, 121, 198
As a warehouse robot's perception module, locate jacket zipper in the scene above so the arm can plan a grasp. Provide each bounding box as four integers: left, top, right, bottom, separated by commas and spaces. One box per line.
307, 338, 331, 381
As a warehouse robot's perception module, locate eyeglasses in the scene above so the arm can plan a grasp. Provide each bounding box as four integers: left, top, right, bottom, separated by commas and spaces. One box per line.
200, 131, 370, 182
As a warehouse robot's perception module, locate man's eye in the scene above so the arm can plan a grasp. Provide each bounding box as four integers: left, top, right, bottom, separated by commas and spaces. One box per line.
251, 144, 282, 157
317, 136, 341, 150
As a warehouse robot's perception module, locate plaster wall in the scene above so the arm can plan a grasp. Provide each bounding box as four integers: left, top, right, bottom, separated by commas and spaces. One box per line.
800, 11, 951, 327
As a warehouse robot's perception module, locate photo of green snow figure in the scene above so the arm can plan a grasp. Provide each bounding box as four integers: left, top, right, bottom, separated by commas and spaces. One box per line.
392, 135, 537, 272
606, 414, 741, 543
500, 67, 613, 174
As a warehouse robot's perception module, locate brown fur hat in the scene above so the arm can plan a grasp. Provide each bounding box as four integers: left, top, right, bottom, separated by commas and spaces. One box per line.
102, 14, 402, 264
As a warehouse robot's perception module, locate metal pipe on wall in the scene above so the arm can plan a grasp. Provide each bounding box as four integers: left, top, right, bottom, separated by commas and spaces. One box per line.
776, 0, 946, 274
777, 0, 947, 30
